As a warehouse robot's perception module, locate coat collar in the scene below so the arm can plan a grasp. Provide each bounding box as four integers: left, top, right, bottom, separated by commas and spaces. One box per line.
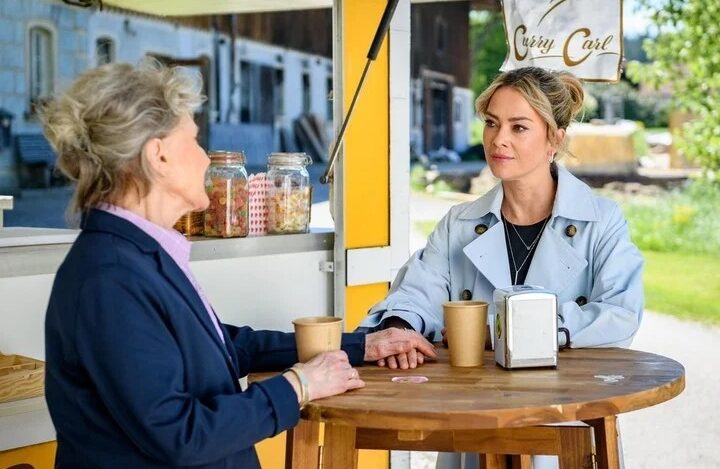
460, 166, 593, 292
81, 209, 240, 380
457, 165, 599, 222
81, 209, 162, 254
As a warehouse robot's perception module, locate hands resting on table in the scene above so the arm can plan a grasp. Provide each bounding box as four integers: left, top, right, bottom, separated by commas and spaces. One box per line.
284, 327, 437, 404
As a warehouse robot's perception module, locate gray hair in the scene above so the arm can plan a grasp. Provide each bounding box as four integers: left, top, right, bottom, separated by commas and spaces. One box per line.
475, 67, 584, 157
42, 58, 204, 216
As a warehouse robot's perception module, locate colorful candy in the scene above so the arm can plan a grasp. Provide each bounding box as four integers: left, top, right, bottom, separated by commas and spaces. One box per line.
204, 176, 248, 238
267, 186, 311, 234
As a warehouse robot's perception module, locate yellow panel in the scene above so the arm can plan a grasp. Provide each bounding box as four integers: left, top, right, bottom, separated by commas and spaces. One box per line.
343, 0, 390, 249
256, 431, 287, 468
0, 441, 57, 468
345, 283, 390, 332
346, 282, 390, 469
342, 0, 391, 465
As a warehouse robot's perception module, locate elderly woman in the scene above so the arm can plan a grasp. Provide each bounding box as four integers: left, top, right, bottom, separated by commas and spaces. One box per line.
358, 67, 643, 467
42, 61, 435, 469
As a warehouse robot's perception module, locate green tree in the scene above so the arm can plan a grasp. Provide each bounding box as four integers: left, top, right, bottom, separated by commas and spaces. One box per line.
627, 0, 720, 173
470, 11, 507, 96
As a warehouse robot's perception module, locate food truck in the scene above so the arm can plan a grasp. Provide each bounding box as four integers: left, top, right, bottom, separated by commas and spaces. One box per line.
0, 0, 413, 466
0, 0, 632, 467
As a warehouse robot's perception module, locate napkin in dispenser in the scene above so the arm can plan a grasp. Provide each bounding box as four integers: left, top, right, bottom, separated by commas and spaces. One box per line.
493, 285, 561, 369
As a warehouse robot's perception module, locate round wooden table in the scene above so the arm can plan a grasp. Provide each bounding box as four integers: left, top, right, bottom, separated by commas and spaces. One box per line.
265, 348, 684, 469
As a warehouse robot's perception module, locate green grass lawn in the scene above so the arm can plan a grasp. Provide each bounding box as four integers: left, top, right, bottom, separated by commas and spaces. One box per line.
643, 250, 720, 325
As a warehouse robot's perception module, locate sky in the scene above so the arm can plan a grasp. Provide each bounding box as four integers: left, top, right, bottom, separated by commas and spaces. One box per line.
623, 0, 655, 37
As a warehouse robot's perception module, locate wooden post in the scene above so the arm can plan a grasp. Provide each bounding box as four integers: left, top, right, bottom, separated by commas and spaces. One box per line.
285, 420, 320, 469
323, 423, 359, 469
586, 416, 621, 469
557, 426, 594, 469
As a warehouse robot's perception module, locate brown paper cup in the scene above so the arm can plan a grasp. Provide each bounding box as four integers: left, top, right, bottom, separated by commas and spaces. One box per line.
443, 301, 489, 367
292, 316, 343, 362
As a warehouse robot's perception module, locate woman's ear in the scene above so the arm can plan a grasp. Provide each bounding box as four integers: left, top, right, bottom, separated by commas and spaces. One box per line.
554, 128, 566, 151
142, 137, 166, 176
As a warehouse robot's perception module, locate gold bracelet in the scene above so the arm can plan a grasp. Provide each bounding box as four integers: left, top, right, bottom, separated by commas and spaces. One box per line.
284, 366, 310, 408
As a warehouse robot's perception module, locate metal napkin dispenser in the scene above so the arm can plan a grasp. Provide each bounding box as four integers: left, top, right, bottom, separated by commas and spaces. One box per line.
493, 286, 559, 369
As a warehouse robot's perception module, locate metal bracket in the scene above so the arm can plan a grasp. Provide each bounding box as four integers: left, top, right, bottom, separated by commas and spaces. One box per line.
319, 261, 335, 273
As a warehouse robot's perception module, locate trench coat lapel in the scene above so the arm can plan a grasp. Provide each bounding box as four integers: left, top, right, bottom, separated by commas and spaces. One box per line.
462, 221, 512, 289
524, 223, 588, 294
458, 166, 594, 292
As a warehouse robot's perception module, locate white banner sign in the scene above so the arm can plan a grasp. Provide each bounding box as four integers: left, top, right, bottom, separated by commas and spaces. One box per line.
500, 0, 623, 81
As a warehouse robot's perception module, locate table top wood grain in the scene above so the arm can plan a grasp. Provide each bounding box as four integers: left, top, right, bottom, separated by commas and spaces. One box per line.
252, 347, 685, 431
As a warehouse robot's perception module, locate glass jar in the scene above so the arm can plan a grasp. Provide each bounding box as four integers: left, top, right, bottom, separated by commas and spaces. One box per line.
266, 152, 313, 234
174, 210, 204, 236
204, 151, 249, 238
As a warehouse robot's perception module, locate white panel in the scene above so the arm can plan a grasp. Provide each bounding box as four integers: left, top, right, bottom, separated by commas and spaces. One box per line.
346, 246, 392, 286
0, 274, 55, 360
389, 0, 411, 280
331, 0, 347, 318
0, 252, 333, 359
191, 251, 334, 332
0, 399, 55, 451
104, 0, 465, 16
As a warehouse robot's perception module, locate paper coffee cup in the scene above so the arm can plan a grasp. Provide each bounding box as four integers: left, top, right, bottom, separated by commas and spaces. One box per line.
293, 316, 343, 362
443, 301, 489, 367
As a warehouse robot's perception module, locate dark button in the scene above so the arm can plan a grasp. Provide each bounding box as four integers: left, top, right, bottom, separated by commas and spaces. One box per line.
474, 224, 488, 235
461, 289, 472, 300
565, 224, 577, 237
575, 296, 587, 306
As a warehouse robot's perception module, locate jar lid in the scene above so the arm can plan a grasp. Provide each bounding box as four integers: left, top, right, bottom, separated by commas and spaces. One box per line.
208, 150, 246, 164
268, 152, 312, 167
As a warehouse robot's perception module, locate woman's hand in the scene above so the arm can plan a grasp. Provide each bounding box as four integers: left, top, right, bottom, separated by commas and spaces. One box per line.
287, 350, 365, 402
365, 328, 437, 369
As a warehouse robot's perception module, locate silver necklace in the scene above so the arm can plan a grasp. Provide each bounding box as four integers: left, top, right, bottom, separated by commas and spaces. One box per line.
502, 215, 550, 285
510, 221, 533, 250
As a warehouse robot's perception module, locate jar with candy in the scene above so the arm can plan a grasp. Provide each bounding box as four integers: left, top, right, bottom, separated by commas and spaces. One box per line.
266, 153, 312, 234
204, 151, 249, 238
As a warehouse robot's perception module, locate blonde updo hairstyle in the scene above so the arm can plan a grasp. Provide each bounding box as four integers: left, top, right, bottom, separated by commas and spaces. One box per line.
475, 67, 584, 159
42, 59, 203, 216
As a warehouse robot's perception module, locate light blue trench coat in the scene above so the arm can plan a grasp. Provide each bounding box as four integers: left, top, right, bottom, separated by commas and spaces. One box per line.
357, 166, 642, 469
358, 165, 644, 349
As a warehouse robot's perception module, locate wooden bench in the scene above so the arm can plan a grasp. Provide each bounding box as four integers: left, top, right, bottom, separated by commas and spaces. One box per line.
15, 134, 57, 188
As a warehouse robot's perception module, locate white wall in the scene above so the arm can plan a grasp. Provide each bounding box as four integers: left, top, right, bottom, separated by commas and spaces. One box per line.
0, 250, 333, 360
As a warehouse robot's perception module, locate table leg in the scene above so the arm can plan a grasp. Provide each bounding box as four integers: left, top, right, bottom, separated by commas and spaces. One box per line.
479, 454, 508, 469
323, 423, 358, 469
586, 416, 620, 469
557, 426, 593, 469
480, 454, 530, 469
510, 454, 532, 469
285, 420, 320, 469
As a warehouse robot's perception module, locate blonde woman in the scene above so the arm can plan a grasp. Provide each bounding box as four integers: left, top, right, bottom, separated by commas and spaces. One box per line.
358, 67, 642, 468
42, 61, 435, 469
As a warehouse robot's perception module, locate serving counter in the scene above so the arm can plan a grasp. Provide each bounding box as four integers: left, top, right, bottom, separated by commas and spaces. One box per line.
0, 228, 336, 454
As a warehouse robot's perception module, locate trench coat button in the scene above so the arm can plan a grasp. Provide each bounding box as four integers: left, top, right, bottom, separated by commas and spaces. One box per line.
474, 224, 488, 235
565, 224, 577, 237
461, 289, 472, 300
575, 296, 587, 307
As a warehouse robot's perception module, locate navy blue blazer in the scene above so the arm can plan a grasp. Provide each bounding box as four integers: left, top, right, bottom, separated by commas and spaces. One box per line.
45, 210, 366, 468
